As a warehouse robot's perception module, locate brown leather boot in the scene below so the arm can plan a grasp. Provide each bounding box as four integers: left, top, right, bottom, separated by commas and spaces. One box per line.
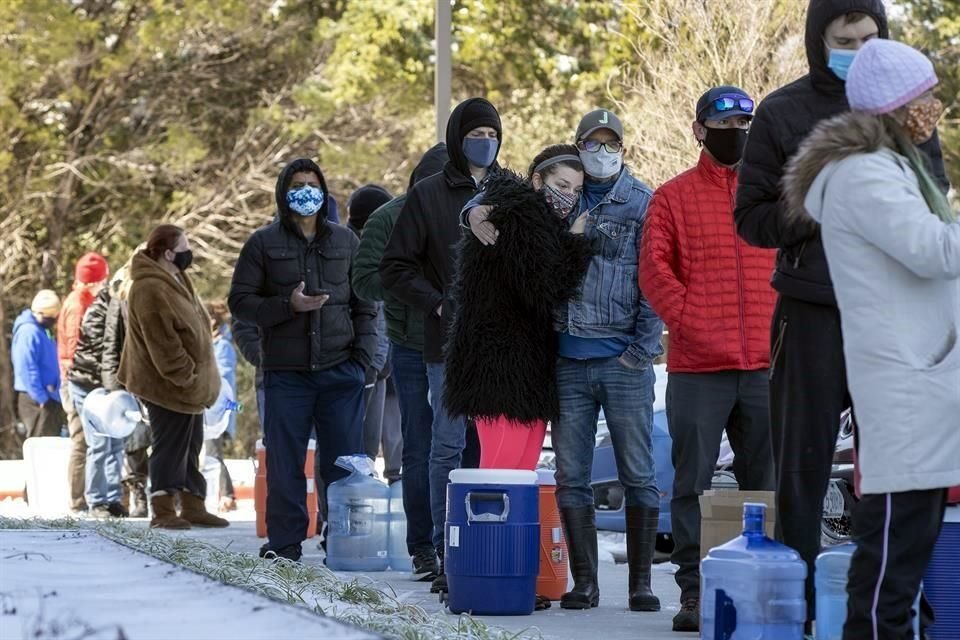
179, 492, 229, 528
150, 494, 191, 529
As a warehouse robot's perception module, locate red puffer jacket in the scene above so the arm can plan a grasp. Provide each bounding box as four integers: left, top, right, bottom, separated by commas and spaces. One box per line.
640, 152, 777, 373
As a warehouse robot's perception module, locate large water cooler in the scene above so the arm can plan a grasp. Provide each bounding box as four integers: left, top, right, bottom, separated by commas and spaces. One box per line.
445, 469, 540, 615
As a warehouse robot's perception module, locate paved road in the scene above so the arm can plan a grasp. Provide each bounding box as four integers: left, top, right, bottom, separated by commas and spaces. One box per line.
156, 517, 697, 640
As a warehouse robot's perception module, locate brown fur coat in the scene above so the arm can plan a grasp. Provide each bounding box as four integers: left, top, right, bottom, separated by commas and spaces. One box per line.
118, 251, 219, 415
781, 111, 895, 230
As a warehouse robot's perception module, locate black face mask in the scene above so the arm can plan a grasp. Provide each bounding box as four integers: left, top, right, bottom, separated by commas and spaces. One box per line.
172, 249, 193, 272
39, 316, 56, 330
703, 127, 748, 166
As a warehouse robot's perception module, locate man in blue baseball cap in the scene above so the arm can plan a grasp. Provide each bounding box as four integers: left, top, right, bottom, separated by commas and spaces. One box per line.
640, 85, 777, 632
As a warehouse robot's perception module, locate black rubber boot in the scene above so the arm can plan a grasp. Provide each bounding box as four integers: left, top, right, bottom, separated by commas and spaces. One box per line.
559, 506, 600, 610
626, 506, 661, 612
430, 549, 447, 594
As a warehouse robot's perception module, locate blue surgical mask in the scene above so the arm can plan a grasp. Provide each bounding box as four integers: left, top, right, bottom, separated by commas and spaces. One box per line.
286, 185, 325, 217
827, 48, 857, 81
462, 137, 499, 169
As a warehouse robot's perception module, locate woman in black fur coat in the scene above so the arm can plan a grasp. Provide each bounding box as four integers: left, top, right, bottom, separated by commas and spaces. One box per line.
444, 145, 594, 470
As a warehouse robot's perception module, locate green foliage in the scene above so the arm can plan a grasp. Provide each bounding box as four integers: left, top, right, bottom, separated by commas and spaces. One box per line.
1, 0, 956, 454
892, 0, 960, 192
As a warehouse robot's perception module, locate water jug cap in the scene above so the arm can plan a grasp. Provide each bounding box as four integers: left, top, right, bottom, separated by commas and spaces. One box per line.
743, 502, 766, 534
335, 454, 378, 477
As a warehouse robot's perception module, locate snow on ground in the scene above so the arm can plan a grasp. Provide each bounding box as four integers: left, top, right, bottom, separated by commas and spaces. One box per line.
0, 529, 377, 640
0, 496, 692, 640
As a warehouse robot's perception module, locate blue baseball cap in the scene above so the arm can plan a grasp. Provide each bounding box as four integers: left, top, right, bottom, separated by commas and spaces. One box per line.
696, 86, 755, 123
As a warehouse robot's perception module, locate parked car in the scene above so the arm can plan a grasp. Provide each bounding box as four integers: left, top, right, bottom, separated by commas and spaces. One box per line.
537, 366, 674, 533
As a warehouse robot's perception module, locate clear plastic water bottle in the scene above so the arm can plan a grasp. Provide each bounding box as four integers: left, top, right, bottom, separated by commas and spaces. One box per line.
815, 544, 856, 640
326, 456, 390, 572
388, 479, 410, 571
701, 502, 807, 639
816, 543, 921, 640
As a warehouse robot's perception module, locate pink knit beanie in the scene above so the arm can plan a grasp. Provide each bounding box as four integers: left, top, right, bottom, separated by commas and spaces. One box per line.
846, 39, 938, 115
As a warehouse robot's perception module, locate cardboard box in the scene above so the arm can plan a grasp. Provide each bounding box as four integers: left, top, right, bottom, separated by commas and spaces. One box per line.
699, 489, 776, 559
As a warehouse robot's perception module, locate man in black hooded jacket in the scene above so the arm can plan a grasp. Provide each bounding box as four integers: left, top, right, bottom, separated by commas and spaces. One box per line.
734, 0, 950, 627
380, 97, 502, 592
229, 158, 377, 562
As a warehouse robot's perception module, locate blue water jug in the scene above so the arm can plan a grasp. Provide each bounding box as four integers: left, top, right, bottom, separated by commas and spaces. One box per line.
445, 469, 540, 616
816, 543, 921, 640
388, 479, 410, 571
815, 544, 856, 640
326, 456, 390, 572
702, 503, 807, 639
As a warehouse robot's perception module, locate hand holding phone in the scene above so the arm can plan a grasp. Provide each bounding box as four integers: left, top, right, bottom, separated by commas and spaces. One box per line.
290, 282, 330, 312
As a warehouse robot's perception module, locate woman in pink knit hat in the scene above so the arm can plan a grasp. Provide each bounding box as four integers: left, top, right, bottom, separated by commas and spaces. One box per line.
782, 38, 958, 640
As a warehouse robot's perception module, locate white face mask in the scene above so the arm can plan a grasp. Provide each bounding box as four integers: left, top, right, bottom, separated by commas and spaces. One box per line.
579, 149, 622, 180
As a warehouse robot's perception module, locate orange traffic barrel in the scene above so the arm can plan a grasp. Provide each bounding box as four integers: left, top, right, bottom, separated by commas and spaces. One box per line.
255, 439, 317, 539
536, 469, 569, 600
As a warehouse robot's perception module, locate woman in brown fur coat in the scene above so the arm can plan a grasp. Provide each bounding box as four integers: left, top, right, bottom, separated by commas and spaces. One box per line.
118, 224, 227, 529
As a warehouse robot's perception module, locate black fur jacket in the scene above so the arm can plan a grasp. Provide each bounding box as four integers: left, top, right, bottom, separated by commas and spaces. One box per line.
443, 171, 594, 423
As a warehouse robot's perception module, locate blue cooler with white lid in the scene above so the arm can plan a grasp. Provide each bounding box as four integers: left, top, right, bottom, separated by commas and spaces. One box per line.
925, 505, 960, 640
445, 469, 540, 615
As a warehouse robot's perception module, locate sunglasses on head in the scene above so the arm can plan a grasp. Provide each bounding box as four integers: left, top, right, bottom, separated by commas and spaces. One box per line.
704, 94, 755, 118
576, 139, 623, 153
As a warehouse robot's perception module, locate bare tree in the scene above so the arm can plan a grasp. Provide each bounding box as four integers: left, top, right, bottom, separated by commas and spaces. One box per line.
614, 0, 807, 186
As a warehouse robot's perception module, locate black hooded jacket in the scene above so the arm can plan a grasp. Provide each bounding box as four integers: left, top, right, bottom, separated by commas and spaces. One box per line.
380, 98, 502, 363
351, 143, 449, 353
228, 158, 378, 371
734, 0, 949, 306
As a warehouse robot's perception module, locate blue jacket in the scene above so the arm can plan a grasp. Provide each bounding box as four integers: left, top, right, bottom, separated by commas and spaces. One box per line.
12, 309, 61, 405
557, 168, 664, 368
213, 324, 238, 437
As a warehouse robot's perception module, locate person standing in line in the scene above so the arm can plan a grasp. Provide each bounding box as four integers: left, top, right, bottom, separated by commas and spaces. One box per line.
12, 290, 64, 439
101, 257, 150, 518
639, 86, 777, 632
346, 184, 399, 479
119, 224, 228, 530
380, 97, 503, 594
229, 158, 376, 562
782, 39, 958, 639
205, 300, 238, 513
69, 283, 127, 518
58, 252, 109, 513
464, 109, 664, 613
733, 0, 949, 626
445, 144, 593, 471
352, 144, 448, 582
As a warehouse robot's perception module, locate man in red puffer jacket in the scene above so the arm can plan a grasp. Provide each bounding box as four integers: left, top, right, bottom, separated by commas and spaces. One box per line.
639, 85, 777, 633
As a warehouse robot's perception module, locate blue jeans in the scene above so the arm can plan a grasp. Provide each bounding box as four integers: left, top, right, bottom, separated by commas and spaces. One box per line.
70, 383, 124, 506
425, 361, 466, 550
263, 360, 365, 550
552, 356, 659, 510
391, 343, 435, 554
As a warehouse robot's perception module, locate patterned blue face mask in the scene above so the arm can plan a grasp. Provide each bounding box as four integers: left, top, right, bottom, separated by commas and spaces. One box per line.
286, 185, 325, 217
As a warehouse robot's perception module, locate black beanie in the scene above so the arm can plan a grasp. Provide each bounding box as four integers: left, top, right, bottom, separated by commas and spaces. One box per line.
347, 184, 393, 231
458, 100, 502, 141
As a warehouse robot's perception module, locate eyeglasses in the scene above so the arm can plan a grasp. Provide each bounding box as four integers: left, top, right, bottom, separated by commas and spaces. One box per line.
576, 139, 623, 153
705, 95, 755, 117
